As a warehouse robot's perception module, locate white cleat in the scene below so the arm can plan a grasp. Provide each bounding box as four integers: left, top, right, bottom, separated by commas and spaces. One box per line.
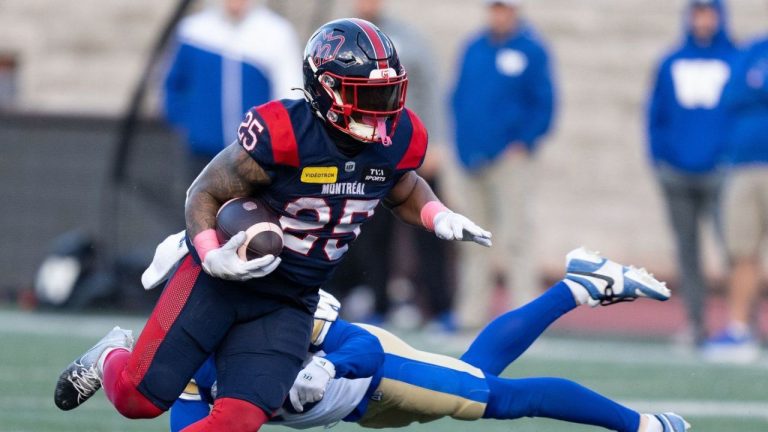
566, 247, 671, 307
654, 412, 691, 431
53, 326, 133, 411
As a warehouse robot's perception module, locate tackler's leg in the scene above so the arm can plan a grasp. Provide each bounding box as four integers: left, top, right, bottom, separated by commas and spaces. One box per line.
459, 281, 577, 375
483, 375, 690, 432
460, 248, 671, 375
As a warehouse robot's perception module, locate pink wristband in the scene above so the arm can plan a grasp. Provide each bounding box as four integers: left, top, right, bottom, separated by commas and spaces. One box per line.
420, 201, 449, 232
193, 229, 220, 261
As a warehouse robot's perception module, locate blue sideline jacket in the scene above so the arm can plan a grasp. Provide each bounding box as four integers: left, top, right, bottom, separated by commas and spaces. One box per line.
647, 0, 737, 173
451, 25, 555, 171
163, 7, 302, 158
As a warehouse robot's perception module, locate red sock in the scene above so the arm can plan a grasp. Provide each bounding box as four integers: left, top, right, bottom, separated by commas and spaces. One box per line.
180, 397, 269, 432
102, 349, 164, 419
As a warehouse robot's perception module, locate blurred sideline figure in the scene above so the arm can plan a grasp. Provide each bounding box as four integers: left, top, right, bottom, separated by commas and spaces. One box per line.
703, 30, 768, 362
646, 0, 736, 346
450, 0, 555, 329
327, 0, 455, 330
163, 0, 302, 183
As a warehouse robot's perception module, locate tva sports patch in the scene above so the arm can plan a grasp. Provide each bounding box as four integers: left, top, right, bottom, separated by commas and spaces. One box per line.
361, 167, 391, 183
301, 166, 338, 184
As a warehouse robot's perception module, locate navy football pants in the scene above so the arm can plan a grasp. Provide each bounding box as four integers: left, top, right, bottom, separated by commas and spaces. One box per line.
103, 255, 315, 417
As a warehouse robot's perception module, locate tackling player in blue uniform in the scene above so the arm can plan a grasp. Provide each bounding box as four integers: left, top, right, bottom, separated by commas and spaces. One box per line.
154, 245, 689, 432
53, 18, 490, 432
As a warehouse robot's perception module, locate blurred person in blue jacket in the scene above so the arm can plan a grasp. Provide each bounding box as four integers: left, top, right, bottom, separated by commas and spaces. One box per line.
163, 0, 302, 182
647, 0, 736, 346
450, 0, 555, 329
702, 34, 768, 362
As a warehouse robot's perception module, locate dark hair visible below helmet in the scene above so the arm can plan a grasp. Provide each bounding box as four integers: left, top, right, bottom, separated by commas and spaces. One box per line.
303, 18, 408, 146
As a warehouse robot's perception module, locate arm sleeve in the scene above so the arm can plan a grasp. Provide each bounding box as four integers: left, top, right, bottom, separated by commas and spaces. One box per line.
319, 319, 384, 379
169, 357, 216, 432
647, 60, 672, 163
163, 39, 191, 127
722, 46, 768, 113
192, 356, 218, 391
518, 45, 555, 149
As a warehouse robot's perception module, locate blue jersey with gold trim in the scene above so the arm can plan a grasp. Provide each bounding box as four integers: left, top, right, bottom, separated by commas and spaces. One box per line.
237, 98, 428, 287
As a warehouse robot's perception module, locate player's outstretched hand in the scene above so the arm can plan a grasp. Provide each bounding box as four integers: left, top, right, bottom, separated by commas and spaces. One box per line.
202, 232, 282, 281
433, 212, 492, 247
142, 230, 188, 290
288, 356, 336, 413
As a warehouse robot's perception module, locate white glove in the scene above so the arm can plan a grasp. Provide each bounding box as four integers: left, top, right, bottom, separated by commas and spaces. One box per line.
142, 230, 189, 290
201, 232, 281, 281
433, 211, 492, 247
288, 356, 336, 413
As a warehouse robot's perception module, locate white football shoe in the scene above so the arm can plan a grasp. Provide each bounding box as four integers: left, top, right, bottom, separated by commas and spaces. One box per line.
565, 247, 671, 307
54, 326, 133, 411
654, 412, 691, 431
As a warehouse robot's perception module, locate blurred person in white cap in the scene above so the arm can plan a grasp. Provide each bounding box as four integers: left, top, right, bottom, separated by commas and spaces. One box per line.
163, 0, 302, 183
449, 0, 555, 329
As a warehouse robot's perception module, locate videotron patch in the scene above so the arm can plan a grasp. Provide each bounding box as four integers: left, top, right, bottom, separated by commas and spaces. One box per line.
301, 166, 338, 184
362, 167, 391, 183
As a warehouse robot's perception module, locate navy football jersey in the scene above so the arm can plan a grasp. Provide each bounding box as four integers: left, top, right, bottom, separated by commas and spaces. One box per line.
237, 99, 428, 287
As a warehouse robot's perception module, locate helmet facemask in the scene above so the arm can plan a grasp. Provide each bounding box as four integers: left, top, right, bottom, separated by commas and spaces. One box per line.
314, 65, 408, 146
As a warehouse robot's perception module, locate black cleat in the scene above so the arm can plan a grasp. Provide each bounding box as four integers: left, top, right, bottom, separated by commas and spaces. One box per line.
54, 326, 133, 411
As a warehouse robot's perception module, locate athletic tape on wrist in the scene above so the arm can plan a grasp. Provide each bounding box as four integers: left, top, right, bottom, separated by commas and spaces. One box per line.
420, 201, 449, 232
193, 229, 219, 261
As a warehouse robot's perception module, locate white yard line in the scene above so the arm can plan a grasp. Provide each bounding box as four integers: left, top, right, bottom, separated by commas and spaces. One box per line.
524, 338, 768, 370
618, 399, 768, 420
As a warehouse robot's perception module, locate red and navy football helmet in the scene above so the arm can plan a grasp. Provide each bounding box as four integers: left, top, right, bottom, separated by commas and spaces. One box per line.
303, 18, 408, 146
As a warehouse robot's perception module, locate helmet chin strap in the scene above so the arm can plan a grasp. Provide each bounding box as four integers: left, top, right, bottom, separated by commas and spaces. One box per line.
356, 116, 392, 146
375, 118, 392, 146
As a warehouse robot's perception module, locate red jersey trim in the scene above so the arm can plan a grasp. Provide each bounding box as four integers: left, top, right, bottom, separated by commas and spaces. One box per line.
396, 109, 428, 170
257, 101, 300, 167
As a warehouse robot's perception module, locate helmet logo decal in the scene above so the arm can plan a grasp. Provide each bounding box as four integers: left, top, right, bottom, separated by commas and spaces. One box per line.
311, 30, 345, 66
369, 68, 396, 79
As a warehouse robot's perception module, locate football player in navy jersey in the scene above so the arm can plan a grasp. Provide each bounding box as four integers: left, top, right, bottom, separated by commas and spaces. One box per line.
54, 18, 490, 432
